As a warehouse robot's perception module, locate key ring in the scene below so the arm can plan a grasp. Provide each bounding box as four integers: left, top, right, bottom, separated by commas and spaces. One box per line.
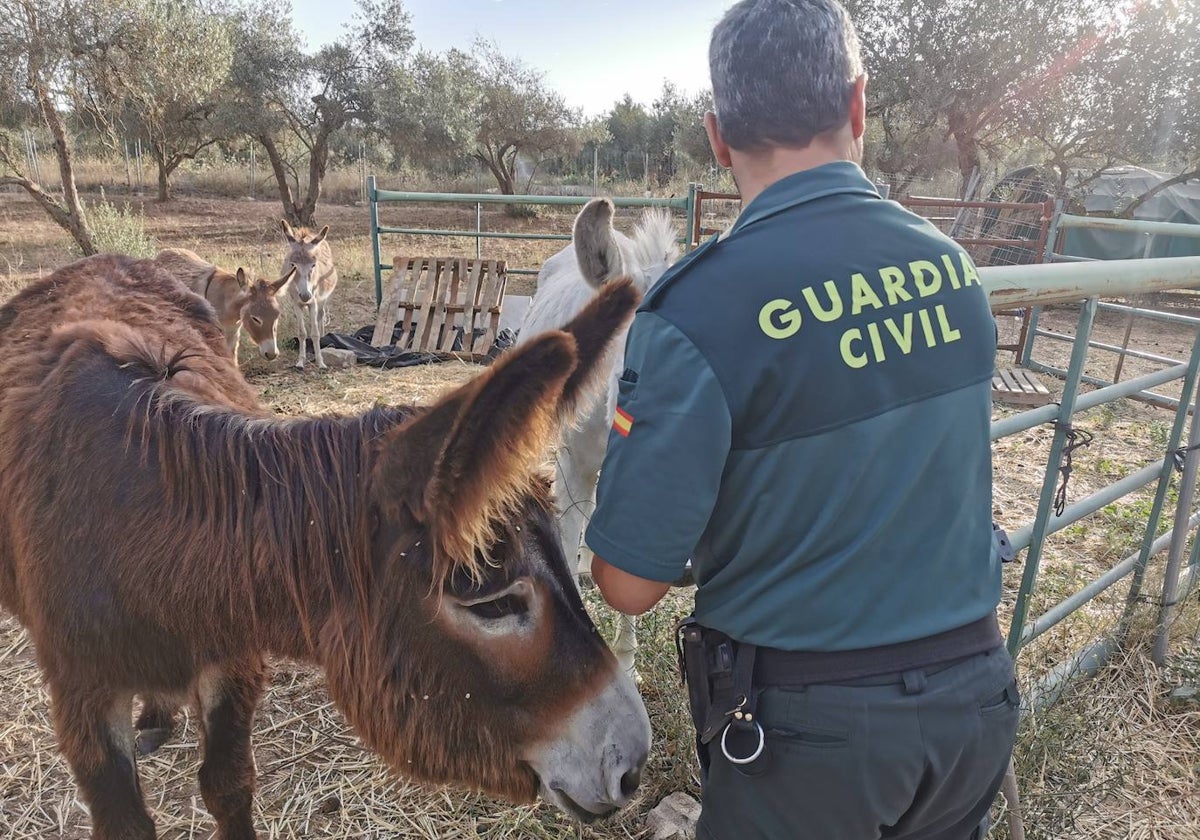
720, 720, 765, 765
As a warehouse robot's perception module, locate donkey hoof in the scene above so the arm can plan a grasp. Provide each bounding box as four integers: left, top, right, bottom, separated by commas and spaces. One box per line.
294, 362, 305, 371
316, 361, 328, 370
136, 726, 174, 756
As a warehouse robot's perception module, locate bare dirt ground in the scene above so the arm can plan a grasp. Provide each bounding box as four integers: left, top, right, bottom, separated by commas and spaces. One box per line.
1, 192, 1198, 838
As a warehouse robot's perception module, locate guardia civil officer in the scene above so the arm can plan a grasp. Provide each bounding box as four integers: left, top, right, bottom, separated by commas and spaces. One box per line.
585, 1, 1019, 837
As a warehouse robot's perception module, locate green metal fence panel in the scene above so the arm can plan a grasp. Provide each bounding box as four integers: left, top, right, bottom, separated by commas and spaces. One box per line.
367, 182, 702, 306
981, 248, 1200, 708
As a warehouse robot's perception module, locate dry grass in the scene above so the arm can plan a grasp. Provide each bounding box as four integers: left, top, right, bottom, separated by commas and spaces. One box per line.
2, 192, 1200, 838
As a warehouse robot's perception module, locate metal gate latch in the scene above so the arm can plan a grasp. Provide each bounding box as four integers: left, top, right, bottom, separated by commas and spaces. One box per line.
993, 523, 1016, 563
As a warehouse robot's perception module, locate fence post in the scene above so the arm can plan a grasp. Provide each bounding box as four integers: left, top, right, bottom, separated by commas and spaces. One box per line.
1118, 330, 1200, 642
1007, 297, 1099, 656
476, 202, 482, 260
685, 183, 700, 252
1022, 200, 1069, 368
1153, 337, 1200, 665
369, 175, 383, 308
124, 139, 133, 195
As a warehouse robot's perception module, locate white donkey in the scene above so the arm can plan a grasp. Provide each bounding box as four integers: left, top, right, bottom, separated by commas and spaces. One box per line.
280, 220, 339, 369
519, 198, 680, 677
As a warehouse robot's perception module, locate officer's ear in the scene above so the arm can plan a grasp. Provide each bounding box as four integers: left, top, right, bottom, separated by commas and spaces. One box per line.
849, 75, 867, 141
704, 111, 733, 169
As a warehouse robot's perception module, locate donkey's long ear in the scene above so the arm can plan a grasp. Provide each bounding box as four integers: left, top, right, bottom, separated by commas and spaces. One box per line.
573, 197, 626, 289
280, 219, 298, 243
235, 267, 250, 291
556, 276, 640, 423
374, 331, 578, 584
268, 266, 297, 295
309, 224, 330, 245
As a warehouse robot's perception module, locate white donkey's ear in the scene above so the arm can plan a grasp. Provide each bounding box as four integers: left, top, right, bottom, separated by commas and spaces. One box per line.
573, 198, 626, 290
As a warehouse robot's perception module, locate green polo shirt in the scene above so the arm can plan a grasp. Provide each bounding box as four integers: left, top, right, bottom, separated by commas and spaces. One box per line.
585, 161, 1000, 652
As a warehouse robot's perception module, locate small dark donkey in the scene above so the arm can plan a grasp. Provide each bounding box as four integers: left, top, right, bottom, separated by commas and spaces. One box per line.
0, 255, 649, 839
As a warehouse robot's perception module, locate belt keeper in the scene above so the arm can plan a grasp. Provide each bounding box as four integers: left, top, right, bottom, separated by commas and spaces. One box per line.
902, 669, 926, 695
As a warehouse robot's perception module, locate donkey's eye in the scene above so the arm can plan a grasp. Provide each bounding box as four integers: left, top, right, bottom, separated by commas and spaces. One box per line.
251, 316, 263, 326
465, 593, 529, 621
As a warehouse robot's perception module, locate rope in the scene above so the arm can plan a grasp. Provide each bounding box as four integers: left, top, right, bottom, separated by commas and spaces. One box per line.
1053, 424, 1094, 516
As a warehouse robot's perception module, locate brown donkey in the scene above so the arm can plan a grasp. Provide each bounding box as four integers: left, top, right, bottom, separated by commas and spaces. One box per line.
0, 255, 649, 839
153, 247, 295, 364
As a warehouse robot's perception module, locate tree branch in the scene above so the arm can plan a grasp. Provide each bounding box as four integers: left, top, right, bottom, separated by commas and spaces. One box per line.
1119, 168, 1200, 219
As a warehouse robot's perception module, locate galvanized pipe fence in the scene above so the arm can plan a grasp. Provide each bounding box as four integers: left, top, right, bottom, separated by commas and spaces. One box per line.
1024, 215, 1200, 411
984, 254, 1200, 712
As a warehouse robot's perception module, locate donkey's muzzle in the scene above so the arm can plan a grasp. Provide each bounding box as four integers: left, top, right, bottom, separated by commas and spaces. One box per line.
298, 293, 313, 305
619, 767, 641, 797
525, 665, 651, 821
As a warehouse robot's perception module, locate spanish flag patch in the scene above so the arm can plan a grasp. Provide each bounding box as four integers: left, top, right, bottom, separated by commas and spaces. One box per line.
613, 407, 634, 437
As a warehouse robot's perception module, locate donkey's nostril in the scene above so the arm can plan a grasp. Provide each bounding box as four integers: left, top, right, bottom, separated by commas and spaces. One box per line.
619, 767, 641, 797
264, 350, 277, 361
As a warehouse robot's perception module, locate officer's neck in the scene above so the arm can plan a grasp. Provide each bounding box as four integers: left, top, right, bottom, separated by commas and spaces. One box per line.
729, 130, 861, 208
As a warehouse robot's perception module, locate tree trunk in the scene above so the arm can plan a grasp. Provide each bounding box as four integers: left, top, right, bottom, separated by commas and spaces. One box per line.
0, 175, 96, 255
22, 29, 95, 255
947, 111, 982, 199
154, 146, 172, 203
259, 134, 303, 226
297, 124, 333, 228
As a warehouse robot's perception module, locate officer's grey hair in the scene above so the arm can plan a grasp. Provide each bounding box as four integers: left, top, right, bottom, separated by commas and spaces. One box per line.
709, 0, 864, 151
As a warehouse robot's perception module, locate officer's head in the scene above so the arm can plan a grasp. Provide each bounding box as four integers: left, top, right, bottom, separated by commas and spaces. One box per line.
706, 0, 866, 164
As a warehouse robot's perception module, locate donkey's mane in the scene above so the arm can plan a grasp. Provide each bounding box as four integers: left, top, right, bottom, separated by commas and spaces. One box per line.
629, 208, 681, 274
91, 331, 416, 645
46, 314, 417, 648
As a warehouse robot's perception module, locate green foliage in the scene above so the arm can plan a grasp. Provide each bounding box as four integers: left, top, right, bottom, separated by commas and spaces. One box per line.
85, 192, 157, 258
845, 0, 1198, 194
381, 40, 579, 195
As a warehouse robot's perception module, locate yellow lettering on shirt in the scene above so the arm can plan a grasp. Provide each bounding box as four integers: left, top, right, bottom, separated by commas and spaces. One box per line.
850, 273, 884, 315
759, 298, 803, 339
758, 251, 977, 367
802, 281, 844, 322
840, 328, 868, 368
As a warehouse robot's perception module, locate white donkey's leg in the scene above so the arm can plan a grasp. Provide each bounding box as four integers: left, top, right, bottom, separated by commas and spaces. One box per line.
612, 614, 639, 683
225, 324, 242, 367
311, 299, 326, 369
555, 413, 606, 581
556, 406, 639, 681
294, 303, 308, 369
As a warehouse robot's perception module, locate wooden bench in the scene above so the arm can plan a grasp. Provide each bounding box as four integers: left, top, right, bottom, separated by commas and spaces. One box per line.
372, 257, 508, 355
992, 367, 1053, 407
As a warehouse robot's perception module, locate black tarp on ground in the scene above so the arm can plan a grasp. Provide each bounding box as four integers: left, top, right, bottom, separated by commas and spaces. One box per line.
287, 323, 517, 368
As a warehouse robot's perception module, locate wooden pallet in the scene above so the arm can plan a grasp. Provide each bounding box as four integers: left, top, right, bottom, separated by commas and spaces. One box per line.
992, 367, 1053, 407
372, 257, 508, 355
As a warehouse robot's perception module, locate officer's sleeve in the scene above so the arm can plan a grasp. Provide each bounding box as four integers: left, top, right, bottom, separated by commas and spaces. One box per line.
584, 312, 732, 583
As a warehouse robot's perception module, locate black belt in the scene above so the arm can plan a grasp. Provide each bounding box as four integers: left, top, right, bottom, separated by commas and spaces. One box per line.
753, 614, 1003, 687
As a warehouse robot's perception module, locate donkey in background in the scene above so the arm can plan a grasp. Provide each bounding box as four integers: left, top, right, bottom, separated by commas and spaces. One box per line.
518, 198, 681, 678
280, 220, 338, 370
153, 247, 296, 365
0, 254, 649, 839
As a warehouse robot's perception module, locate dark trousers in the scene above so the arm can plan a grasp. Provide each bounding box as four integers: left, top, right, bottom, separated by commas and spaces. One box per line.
697, 646, 1019, 840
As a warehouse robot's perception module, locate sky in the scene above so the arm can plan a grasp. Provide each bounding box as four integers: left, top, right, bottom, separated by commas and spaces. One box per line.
290, 0, 732, 117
